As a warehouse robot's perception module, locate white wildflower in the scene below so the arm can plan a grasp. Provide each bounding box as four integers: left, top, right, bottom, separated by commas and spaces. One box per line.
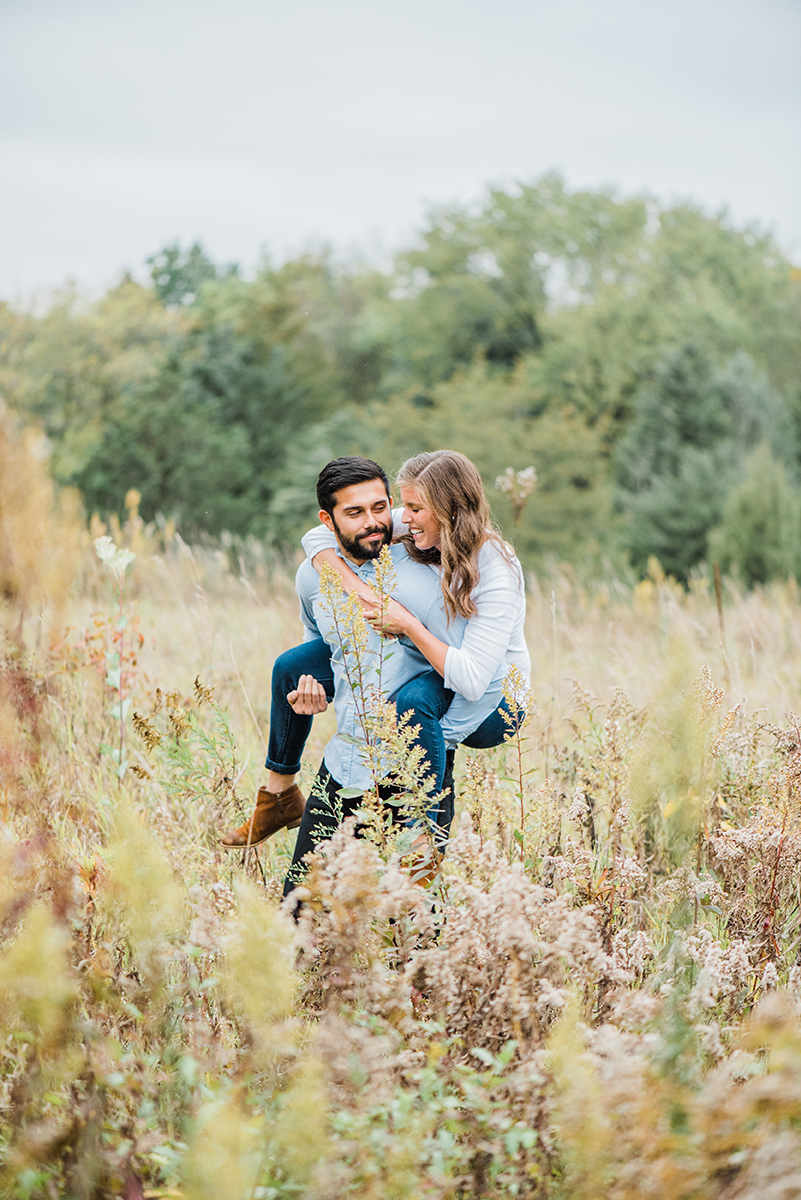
567, 789, 590, 824
616, 855, 646, 889
94, 535, 136, 581
789, 965, 801, 999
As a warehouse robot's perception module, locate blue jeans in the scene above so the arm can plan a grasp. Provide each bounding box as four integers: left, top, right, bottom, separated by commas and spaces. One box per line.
394, 672, 513, 828
265, 641, 336, 775
392, 670, 454, 794
461, 701, 515, 749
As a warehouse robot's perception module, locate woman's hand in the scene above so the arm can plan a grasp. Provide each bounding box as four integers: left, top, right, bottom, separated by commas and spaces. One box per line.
358, 594, 413, 639
359, 595, 449, 677
287, 674, 329, 715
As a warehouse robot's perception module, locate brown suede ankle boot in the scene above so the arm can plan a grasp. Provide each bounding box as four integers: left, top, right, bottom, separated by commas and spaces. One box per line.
401, 838, 443, 888
219, 784, 305, 848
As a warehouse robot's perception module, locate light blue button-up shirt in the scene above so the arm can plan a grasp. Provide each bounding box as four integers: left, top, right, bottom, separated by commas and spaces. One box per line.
295, 540, 513, 790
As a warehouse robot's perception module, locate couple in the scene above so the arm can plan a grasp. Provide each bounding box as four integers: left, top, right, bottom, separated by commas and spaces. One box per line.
220, 450, 530, 890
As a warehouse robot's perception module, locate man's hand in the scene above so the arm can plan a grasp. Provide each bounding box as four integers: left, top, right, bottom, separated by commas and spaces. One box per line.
287, 674, 329, 715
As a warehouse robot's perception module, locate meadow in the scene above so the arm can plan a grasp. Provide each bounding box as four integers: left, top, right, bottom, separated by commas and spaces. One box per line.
4, 427, 801, 1198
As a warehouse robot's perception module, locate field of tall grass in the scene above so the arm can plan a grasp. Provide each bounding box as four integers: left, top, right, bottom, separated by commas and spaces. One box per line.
5, 418, 801, 1198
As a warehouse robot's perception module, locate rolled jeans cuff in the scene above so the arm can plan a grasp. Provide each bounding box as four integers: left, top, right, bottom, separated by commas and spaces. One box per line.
264, 753, 304, 775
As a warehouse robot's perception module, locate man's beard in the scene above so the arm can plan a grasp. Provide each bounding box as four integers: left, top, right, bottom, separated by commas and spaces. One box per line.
331, 517, 393, 561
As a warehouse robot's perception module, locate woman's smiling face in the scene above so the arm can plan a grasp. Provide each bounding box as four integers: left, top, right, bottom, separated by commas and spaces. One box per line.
400, 485, 441, 551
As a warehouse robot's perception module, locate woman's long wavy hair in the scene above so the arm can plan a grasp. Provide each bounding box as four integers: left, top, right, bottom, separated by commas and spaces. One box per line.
395, 450, 511, 620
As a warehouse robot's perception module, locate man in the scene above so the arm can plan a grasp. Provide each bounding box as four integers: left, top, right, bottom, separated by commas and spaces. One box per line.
220, 456, 451, 860
222, 455, 516, 894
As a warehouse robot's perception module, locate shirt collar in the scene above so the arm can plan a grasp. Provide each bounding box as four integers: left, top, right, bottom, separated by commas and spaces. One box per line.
334, 545, 378, 577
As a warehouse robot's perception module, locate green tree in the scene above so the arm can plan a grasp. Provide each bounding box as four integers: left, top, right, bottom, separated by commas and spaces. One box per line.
71, 251, 387, 538
147, 241, 237, 308
371, 173, 647, 395
529, 199, 801, 433
0, 279, 183, 482
75, 324, 323, 537
709, 444, 801, 586
621, 444, 737, 580
615, 344, 797, 578
362, 176, 800, 430
353, 358, 614, 566
615, 344, 729, 491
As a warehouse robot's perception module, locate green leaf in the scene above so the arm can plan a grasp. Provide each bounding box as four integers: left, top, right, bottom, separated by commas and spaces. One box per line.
337, 786, 364, 800
513, 829, 524, 845
499, 1039, 517, 1063
504, 1127, 538, 1154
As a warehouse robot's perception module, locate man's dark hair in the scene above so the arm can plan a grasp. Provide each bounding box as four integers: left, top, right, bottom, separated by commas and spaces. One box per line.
316, 456, 391, 515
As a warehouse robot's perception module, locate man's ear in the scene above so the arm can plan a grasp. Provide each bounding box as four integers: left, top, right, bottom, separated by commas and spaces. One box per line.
319, 509, 335, 532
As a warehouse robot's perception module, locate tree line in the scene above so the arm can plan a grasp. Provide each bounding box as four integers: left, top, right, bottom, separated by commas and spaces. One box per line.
1, 172, 799, 583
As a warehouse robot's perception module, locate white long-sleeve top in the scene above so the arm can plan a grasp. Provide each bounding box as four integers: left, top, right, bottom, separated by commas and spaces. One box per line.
442, 539, 530, 702
301, 510, 531, 737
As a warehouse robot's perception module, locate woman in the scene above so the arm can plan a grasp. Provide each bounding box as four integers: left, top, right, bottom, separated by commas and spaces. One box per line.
299, 449, 530, 818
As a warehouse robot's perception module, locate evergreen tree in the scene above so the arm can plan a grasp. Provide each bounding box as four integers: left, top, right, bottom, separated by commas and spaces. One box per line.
615, 344, 797, 578
74, 327, 322, 538
709, 445, 801, 586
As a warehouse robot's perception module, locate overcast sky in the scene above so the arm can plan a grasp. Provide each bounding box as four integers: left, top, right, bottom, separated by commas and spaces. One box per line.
2, 0, 799, 298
